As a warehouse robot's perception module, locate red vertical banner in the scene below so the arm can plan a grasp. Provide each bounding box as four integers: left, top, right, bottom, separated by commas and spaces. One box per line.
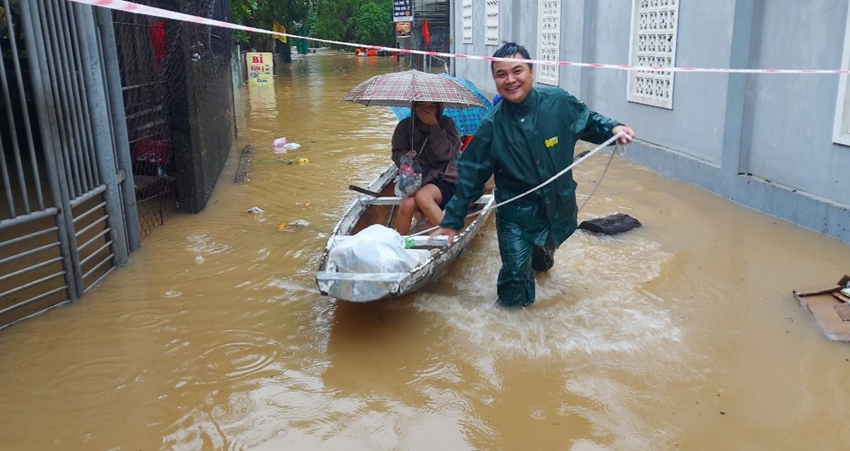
422, 18, 430, 49
149, 21, 166, 65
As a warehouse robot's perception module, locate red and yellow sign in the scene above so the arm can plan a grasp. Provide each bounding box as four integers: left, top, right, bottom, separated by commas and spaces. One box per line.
246, 52, 273, 85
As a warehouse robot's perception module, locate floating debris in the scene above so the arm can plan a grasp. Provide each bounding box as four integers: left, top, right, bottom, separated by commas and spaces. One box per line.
578, 213, 642, 235
277, 219, 311, 232
234, 145, 252, 184
273, 143, 302, 154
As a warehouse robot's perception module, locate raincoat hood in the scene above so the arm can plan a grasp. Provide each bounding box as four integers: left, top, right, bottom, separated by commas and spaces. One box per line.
412, 101, 445, 121
391, 103, 461, 186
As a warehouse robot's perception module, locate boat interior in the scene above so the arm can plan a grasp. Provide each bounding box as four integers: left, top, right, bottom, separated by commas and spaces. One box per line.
347, 178, 494, 252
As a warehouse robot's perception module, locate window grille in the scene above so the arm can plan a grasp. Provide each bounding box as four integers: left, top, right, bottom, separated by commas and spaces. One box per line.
485, 0, 499, 46
627, 0, 680, 109
537, 0, 561, 86
462, 0, 473, 44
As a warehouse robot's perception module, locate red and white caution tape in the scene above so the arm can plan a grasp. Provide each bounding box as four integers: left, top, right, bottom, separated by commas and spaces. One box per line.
69, 0, 850, 75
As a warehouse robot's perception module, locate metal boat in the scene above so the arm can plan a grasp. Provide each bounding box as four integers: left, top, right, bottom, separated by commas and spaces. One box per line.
316, 164, 494, 302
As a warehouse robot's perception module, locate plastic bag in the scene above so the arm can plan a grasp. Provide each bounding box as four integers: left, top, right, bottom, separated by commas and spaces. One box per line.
394, 154, 422, 197
329, 225, 420, 273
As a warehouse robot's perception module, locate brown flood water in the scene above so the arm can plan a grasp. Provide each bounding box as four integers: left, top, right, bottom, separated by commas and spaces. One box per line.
2, 53, 850, 451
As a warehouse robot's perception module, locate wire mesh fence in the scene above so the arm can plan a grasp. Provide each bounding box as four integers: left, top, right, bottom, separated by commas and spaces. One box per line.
112, 2, 175, 239
110, 0, 232, 238
411, 0, 450, 72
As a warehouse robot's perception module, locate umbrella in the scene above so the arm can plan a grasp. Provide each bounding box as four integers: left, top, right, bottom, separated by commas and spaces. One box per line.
390, 73, 493, 136
341, 69, 487, 109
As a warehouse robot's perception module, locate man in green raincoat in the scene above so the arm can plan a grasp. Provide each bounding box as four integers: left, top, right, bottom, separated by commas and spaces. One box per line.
433, 43, 636, 307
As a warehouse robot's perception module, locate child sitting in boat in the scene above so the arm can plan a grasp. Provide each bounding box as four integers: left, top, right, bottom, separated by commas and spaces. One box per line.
391, 101, 461, 235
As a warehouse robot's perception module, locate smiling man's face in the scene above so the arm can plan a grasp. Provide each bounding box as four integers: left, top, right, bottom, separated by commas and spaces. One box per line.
492, 55, 534, 104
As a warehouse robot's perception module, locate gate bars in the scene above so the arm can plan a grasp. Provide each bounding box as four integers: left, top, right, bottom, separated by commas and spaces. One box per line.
0, 0, 137, 328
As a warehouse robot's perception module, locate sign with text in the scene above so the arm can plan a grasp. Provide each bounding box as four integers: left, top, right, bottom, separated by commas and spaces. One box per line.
393, 0, 413, 22
395, 21, 411, 38
245, 52, 273, 85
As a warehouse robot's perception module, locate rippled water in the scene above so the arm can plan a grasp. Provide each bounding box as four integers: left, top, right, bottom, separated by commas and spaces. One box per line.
1, 52, 850, 451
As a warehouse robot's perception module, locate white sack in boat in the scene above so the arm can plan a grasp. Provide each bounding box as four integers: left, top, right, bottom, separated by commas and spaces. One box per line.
329, 225, 420, 273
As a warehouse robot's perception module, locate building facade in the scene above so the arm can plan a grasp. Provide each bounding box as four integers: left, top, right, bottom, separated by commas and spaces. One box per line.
451, 0, 850, 243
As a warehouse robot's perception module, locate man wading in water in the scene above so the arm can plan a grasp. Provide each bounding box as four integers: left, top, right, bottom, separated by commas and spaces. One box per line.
432, 42, 636, 307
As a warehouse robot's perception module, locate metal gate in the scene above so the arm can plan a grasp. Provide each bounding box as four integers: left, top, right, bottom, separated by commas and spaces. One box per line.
0, 0, 136, 328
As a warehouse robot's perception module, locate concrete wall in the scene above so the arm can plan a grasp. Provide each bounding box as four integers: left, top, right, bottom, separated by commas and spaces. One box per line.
452, 0, 850, 242
166, 14, 236, 214
181, 56, 236, 213
745, 0, 850, 206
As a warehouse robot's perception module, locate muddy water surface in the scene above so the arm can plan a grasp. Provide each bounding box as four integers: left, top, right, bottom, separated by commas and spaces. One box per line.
2, 53, 850, 451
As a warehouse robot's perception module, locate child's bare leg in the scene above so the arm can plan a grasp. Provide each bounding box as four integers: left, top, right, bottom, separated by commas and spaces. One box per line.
414, 184, 444, 227
394, 196, 417, 235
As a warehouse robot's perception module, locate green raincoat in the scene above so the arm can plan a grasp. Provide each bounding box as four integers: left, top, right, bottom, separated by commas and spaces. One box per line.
440, 86, 622, 306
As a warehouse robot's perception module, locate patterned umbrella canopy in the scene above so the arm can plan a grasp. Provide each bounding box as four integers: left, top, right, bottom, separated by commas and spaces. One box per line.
390, 73, 493, 136
341, 69, 487, 109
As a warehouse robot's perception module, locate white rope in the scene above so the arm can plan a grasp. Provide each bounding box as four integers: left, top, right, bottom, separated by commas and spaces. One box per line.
410, 131, 629, 237
577, 143, 620, 212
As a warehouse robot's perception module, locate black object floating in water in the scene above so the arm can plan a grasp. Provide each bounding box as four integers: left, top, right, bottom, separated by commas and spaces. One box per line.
578, 213, 642, 235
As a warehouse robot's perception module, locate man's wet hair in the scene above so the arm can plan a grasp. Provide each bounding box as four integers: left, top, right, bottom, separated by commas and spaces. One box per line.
491, 42, 532, 73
